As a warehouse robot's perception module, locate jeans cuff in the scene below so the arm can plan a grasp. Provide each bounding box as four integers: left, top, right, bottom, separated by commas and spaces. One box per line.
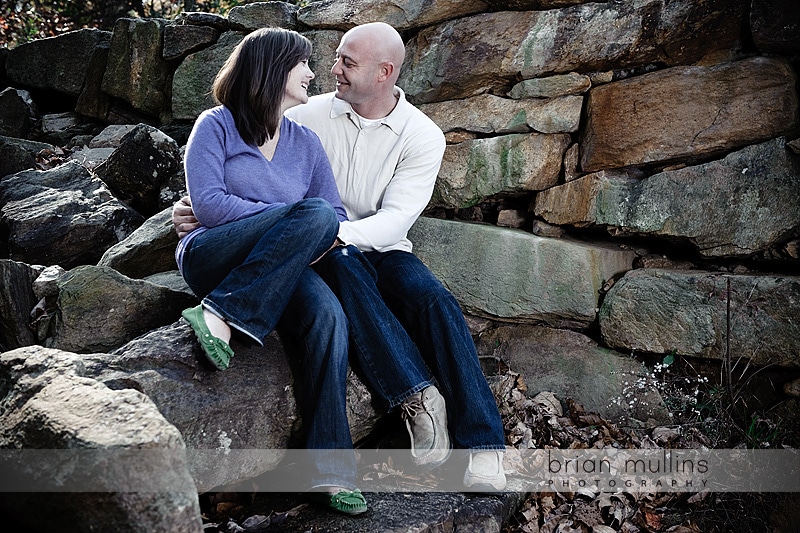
467, 445, 507, 452
389, 379, 437, 409
308, 480, 358, 492
202, 298, 263, 346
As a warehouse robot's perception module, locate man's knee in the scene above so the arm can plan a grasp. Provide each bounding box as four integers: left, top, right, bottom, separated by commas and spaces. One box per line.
319, 245, 378, 283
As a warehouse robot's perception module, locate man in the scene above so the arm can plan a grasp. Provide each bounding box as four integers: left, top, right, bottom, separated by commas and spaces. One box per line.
175, 22, 506, 491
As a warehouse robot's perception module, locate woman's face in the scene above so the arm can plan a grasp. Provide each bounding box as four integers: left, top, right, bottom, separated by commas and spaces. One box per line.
282, 59, 315, 111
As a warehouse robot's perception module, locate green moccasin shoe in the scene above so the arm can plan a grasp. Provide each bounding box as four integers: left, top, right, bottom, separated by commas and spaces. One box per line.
309, 489, 368, 516
181, 305, 234, 370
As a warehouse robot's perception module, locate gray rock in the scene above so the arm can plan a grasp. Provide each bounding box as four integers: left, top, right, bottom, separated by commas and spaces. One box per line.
0, 87, 37, 138
5, 28, 111, 96
0, 260, 42, 351
750, 0, 800, 56
0, 346, 203, 533
508, 72, 592, 99
298, 0, 489, 31
536, 138, 800, 257
408, 217, 636, 328
101, 18, 173, 120
418, 94, 583, 135
238, 490, 527, 533
580, 57, 799, 171
163, 23, 219, 61
173, 11, 230, 31
43, 265, 195, 353
0, 135, 54, 178
74, 32, 112, 121
433, 133, 570, 209
94, 124, 182, 217
228, 1, 299, 31
400, 0, 747, 103
599, 269, 800, 367
86, 321, 382, 492
67, 146, 115, 170
98, 207, 180, 279
37, 112, 99, 146
0, 161, 144, 268
89, 124, 138, 147
476, 324, 668, 424
305, 29, 344, 97
144, 270, 193, 297
172, 31, 243, 120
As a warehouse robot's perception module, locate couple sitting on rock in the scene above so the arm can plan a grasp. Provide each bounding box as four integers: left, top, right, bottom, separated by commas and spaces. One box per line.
173, 22, 506, 516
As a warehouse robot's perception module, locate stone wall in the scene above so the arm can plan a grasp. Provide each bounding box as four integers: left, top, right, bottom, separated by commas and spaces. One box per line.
1, 0, 800, 528
2, 0, 799, 413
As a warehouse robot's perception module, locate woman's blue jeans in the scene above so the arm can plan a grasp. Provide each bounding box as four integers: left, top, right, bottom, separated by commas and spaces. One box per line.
180, 198, 357, 489
315, 246, 506, 452
180, 198, 339, 344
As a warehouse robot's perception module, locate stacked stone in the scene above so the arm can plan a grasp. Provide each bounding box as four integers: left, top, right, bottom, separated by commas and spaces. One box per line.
0, 1, 799, 530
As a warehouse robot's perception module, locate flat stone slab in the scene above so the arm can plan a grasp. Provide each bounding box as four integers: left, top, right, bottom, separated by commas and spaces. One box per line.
409, 217, 636, 328
599, 268, 800, 367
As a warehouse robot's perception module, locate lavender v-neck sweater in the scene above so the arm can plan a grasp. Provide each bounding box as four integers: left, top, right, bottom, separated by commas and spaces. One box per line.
176, 106, 347, 270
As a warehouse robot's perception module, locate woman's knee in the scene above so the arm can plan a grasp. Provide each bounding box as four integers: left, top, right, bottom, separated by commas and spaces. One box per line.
296, 198, 338, 229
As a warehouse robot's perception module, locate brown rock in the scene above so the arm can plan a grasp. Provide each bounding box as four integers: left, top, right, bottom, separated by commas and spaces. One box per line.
580, 57, 799, 171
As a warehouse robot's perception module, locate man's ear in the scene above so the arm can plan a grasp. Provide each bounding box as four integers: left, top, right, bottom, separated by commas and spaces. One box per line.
378, 62, 395, 82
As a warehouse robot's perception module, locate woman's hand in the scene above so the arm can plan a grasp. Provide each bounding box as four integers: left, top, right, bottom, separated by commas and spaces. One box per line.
173, 196, 201, 238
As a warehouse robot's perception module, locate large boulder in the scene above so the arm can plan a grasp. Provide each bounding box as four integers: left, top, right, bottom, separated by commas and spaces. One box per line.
475, 324, 667, 424
172, 31, 243, 121
162, 23, 220, 61
74, 30, 113, 121
580, 57, 799, 171
0, 161, 144, 269
42, 265, 195, 353
599, 269, 800, 367
418, 94, 583, 136
409, 217, 637, 328
399, 0, 747, 103
298, 0, 488, 31
101, 18, 173, 120
0, 346, 202, 533
5, 28, 111, 97
535, 138, 800, 257
0, 260, 42, 351
228, 0, 299, 31
433, 133, 571, 209
86, 321, 381, 492
93, 124, 182, 217
98, 207, 180, 279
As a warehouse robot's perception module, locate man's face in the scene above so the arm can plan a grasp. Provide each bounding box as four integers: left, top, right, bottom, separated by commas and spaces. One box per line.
331, 34, 380, 106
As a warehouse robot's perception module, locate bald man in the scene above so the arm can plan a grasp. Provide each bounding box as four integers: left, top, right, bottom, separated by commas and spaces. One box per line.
174, 22, 507, 492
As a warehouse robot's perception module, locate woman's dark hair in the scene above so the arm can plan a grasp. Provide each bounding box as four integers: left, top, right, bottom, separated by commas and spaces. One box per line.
212, 27, 312, 146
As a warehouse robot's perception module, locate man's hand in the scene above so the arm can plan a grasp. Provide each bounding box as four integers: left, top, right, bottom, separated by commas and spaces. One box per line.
173, 196, 200, 238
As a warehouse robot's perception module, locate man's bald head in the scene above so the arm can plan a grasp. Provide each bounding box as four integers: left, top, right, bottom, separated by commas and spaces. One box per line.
341, 22, 405, 81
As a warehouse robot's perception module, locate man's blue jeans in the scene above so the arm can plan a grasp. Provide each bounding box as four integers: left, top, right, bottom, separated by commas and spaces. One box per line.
315, 246, 506, 452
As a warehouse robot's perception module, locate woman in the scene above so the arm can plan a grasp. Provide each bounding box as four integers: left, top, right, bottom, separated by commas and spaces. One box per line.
177, 27, 367, 515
